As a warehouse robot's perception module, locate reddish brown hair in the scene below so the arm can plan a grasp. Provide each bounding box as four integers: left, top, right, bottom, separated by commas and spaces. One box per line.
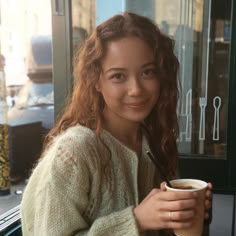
46, 12, 179, 177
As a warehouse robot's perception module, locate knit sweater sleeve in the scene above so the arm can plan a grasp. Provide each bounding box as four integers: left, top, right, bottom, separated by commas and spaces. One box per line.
77, 207, 140, 236
20, 129, 140, 236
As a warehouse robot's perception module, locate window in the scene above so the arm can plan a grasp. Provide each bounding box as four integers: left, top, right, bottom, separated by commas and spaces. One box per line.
0, 0, 54, 215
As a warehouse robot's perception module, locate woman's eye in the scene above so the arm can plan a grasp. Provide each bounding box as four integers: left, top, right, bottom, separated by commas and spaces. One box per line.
110, 73, 125, 80
142, 68, 158, 78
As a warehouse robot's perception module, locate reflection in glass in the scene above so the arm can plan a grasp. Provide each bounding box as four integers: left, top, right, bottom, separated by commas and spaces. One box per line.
72, 0, 96, 54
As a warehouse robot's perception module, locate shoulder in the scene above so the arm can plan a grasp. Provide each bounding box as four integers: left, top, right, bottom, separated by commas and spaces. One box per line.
27, 125, 99, 181
57, 124, 97, 145
26, 125, 99, 194
50, 125, 99, 157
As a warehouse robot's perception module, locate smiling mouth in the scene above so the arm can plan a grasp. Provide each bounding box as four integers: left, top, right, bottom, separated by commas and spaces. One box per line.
126, 101, 147, 108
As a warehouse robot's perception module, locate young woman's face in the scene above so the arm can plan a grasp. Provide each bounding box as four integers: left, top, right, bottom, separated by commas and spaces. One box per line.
96, 37, 160, 125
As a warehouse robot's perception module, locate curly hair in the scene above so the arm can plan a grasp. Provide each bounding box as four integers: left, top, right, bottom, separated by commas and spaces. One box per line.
45, 12, 179, 177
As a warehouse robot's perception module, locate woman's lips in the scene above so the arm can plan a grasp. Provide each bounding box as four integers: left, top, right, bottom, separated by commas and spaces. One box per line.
126, 101, 147, 108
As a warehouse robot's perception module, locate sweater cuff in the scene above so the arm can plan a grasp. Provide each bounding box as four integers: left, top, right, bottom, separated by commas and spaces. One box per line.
111, 206, 140, 235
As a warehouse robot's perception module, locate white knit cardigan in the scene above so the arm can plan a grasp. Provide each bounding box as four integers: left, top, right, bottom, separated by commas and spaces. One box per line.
20, 125, 167, 236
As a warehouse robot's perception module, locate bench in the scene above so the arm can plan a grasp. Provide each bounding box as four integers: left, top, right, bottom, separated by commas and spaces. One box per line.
0, 205, 21, 236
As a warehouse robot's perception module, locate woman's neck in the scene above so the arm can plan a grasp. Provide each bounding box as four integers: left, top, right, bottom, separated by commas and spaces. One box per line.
101, 117, 142, 155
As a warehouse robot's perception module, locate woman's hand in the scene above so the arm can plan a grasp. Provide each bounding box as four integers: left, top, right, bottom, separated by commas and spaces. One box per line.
204, 182, 213, 219
133, 185, 199, 232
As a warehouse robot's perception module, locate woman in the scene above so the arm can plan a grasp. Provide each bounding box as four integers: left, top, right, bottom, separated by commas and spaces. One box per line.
21, 12, 212, 236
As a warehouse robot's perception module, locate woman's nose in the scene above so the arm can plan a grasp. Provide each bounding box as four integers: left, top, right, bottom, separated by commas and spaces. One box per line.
127, 78, 143, 96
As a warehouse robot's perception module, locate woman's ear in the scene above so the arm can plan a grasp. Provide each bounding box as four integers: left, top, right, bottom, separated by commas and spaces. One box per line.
95, 82, 101, 92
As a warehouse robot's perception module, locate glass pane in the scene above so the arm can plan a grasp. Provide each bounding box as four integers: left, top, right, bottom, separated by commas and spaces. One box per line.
0, 0, 54, 214
153, 0, 231, 159
172, 0, 231, 159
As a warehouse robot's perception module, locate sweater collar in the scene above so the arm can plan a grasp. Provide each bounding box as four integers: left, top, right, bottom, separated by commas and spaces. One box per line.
100, 128, 150, 157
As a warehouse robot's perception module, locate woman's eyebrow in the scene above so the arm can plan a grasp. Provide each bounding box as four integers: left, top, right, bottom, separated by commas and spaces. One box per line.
104, 67, 127, 73
142, 62, 156, 68
103, 61, 156, 74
